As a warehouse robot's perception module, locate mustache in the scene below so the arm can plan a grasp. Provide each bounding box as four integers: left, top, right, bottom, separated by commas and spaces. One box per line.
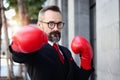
49, 31, 61, 37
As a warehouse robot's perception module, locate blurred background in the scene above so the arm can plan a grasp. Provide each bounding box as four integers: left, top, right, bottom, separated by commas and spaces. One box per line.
0, 0, 120, 80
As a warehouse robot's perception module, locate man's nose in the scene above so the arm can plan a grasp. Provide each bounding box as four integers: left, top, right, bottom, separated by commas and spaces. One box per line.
53, 25, 58, 31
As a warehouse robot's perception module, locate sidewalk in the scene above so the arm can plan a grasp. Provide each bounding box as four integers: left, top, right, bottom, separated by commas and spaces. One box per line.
1, 58, 19, 77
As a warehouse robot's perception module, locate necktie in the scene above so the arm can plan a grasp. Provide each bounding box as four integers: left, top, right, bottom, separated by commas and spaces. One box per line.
53, 43, 64, 64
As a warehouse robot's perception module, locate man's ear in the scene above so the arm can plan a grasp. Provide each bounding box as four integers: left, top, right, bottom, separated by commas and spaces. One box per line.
37, 21, 40, 26
37, 21, 43, 30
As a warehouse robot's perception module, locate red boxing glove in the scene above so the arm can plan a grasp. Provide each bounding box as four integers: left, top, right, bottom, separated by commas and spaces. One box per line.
11, 25, 48, 53
71, 36, 93, 70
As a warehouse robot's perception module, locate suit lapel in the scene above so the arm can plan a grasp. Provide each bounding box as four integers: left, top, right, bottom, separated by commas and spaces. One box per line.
43, 44, 64, 64
59, 45, 75, 80
59, 45, 74, 62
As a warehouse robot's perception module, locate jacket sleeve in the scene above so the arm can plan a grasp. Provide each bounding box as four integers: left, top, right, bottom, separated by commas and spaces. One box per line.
72, 57, 94, 80
61, 46, 94, 80
9, 45, 36, 64
77, 66, 94, 80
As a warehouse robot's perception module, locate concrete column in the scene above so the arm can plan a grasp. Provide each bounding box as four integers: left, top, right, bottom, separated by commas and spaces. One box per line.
68, 0, 80, 66
68, 0, 75, 47
96, 0, 120, 80
60, 0, 68, 47
73, 0, 90, 66
74, 0, 90, 40
68, 0, 75, 48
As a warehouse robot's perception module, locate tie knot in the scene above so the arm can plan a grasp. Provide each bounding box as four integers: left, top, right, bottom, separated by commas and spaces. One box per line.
53, 43, 59, 49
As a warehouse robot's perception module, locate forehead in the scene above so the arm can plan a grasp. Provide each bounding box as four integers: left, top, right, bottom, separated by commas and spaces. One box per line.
43, 10, 62, 22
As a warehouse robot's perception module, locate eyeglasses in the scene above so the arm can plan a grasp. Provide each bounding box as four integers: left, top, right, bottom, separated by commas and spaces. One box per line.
40, 21, 64, 29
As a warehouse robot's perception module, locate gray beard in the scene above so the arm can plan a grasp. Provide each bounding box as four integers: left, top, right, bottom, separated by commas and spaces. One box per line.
48, 31, 61, 43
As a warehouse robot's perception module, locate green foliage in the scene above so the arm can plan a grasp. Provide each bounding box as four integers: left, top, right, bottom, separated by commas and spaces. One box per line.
6, 0, 46, 20
24, 0, 46, 20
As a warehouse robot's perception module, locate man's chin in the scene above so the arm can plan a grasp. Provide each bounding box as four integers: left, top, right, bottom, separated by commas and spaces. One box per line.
48, 37, 60, 43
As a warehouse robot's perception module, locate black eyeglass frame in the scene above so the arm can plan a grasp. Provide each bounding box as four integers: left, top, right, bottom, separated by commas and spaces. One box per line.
40, 21, 64, 29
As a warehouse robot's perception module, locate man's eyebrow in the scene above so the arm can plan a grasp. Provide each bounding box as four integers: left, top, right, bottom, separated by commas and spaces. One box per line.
48, 21, 63, 23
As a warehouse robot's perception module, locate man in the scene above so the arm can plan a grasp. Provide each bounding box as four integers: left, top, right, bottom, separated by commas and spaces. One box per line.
9, 5, 93, 80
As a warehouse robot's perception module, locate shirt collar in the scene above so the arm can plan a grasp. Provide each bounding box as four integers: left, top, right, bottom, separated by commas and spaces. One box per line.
48, 41, 59, 46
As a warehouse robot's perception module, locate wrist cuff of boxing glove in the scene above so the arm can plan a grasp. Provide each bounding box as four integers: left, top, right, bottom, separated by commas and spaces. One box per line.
81, 60, 91, 70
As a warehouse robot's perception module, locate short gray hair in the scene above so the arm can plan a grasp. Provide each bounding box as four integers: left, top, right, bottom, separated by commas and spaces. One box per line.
38, 5, 61, 21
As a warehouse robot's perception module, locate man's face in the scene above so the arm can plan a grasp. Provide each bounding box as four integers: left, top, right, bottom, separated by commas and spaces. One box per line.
38, 10, 63, 43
